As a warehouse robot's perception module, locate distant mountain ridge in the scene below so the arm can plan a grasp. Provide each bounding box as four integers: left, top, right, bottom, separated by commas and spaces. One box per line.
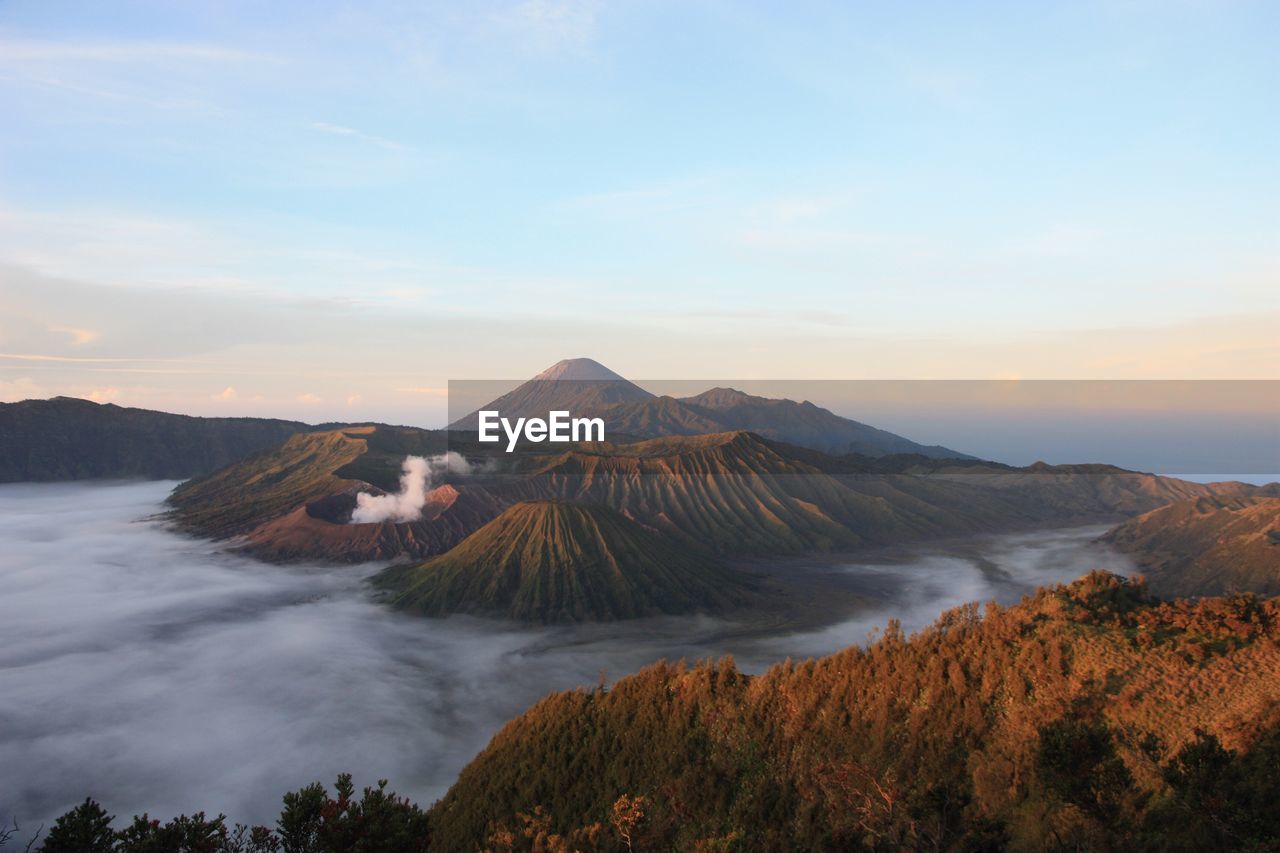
0, 396, 315, 482
4, 358, 968, 484
452, 357, 972, 460
670, 386, 967, 458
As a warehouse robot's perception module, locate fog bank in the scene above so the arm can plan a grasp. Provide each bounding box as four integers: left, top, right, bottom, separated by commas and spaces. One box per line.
0, 481, 1133, 828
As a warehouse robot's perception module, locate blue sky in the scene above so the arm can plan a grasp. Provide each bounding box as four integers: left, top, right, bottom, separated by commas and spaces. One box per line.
0, 0, 1277, 423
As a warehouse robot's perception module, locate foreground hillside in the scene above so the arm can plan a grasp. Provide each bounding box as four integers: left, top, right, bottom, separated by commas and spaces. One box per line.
1105, 494, 1280, 597
0, 397, 313, 482
432, 572, 1280, 850
375, 501, 755, 622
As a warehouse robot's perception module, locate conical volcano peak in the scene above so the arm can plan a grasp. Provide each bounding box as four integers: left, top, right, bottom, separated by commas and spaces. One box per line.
447, 358, 650, 431
532, 358, 628, 382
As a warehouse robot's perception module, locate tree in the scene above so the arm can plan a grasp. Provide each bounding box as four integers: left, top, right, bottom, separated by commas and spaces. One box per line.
39, 800, 114, 853
276, 774, 430, 853
1036, 717, 1134, 839
609, 796, 647, 852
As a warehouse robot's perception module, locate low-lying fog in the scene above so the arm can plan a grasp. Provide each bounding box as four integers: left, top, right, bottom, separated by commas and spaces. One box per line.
0, 481, 1135, 828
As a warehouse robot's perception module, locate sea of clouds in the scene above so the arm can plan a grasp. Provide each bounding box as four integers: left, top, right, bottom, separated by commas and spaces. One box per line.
0, 481, 1134, 829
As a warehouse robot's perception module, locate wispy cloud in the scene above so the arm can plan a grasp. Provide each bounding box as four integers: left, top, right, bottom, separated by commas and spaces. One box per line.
45, 325, 100, 346
491, 0, 599, 47
556, 176, 721, 219
0, 205, 438, 298
736, 226, 894, 252
0, 376, 48, 402
310, 121, 408, 151
0, 352, 140, 364
0, 205, 239, 288
0, 33, 276, 113
556, 178, 892, 258
396, 386, 449, 396
0, 35, 270, 65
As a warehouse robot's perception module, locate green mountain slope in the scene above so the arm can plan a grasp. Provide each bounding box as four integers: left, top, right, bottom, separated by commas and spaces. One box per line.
375, 501, 754, 622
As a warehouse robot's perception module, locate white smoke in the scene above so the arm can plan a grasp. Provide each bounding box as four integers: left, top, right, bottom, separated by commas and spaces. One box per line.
350, 452, 472, 524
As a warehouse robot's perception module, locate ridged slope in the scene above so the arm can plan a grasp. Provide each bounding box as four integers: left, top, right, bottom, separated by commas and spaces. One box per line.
500, 432, 1167, 554
1104, 494, 1280, 596
925, 461, 1254, 518
376, 501, 753, 622
503, 431, 914, 554
167, 425, 500, 562
168, 427, 373, 537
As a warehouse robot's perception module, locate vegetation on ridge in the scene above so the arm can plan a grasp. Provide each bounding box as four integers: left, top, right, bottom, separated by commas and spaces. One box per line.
431, 572, 1280, 850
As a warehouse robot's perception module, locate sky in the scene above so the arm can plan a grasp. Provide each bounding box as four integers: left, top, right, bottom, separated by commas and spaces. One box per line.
1, 0, 1277, 426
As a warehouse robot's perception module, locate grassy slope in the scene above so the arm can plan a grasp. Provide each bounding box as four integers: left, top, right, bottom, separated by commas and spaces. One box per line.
375, 501, 755, 622
167, 426, 461, 531
167, 428, 373, 537
1105, 495, 1280, 596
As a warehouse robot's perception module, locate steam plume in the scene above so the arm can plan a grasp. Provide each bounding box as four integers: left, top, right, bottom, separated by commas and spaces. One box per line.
350, 452, 471, 524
